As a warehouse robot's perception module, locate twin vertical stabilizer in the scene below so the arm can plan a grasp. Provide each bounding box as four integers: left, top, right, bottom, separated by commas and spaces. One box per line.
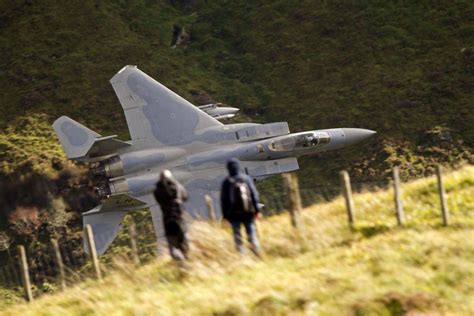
53, 116, 130, 162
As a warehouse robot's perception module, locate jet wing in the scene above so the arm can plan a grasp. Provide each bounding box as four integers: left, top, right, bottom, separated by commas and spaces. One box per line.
183, 158, 300, 218
110, 65, 222, 147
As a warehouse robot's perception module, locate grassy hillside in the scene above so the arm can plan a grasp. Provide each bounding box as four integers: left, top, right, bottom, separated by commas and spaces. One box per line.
0, 1, 472, 180
2, 165, 473, 315
0, 1, 472, 303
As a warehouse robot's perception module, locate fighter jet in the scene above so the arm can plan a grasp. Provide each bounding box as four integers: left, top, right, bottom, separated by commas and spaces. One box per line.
53, 65, 375, 255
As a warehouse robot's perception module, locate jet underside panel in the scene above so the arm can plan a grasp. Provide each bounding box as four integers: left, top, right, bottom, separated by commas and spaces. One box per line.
243, 157, 299, 178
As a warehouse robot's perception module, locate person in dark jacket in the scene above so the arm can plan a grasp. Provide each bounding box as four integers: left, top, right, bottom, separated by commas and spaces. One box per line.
220, 158, 261, 255
154, 169, 189, 261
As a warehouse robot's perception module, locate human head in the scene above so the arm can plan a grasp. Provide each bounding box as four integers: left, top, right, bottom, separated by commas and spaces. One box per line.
160, 169, 173, 181
226, 158, 241, 177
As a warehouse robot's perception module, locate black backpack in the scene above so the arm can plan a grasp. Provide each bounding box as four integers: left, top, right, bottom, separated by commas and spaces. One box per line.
228, 176, 254, 214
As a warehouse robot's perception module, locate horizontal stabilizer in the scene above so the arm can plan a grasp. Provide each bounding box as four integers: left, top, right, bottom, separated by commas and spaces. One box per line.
83, 206, 127, 256
87, 135, 131, 161
101, 193, 147, 212
82, 194, 155, 256
53, 116, 130, 162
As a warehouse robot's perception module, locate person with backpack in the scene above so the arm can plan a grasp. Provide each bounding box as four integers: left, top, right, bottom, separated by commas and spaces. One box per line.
220, 158, 261, 256
154, 169, 189, 261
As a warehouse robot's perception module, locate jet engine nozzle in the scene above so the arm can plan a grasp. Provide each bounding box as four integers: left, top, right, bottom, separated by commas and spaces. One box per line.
91, 164, 107, 178
108, 178, 129, 195
95, 184, 111, 198
93, 156, 124, 178
95, 178, 130, 198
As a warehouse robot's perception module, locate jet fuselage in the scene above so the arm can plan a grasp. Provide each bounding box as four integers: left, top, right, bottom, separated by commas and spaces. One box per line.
94, 126, 375, 198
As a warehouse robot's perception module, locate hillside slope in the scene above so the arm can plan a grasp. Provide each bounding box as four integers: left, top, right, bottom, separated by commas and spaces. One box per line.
0, 1, 472, 180
2, 165, 473, 315
0, 0, 472, 287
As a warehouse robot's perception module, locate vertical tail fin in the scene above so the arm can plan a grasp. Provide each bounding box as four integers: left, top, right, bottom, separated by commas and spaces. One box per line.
52, 116, 101, 160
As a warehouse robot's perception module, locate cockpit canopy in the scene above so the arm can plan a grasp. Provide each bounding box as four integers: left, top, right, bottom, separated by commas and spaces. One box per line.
268, 132, 331, 152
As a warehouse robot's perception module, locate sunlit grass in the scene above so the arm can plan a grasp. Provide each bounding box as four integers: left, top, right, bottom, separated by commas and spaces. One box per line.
2, 165, 473, 315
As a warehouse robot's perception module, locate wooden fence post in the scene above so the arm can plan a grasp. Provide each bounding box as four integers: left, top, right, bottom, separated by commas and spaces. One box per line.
393, 167, 405, 226
128, 217, 140, 266
204, 194, 217, 223
18, 245, 33, 302
436, 165, 449, 226
340, 171, 355, 227
51, 240, 66, 290
282, 172, 302, 229
84, 224, 102, 280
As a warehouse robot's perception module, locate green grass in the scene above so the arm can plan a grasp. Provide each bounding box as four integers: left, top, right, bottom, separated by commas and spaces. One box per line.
0, 0, 472, 182
0, 114, 65, 175
2, 165, 473, 315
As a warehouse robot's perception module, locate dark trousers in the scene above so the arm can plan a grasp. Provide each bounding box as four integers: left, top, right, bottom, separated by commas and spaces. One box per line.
230, 220, 260, 255
165, 221, 188, 260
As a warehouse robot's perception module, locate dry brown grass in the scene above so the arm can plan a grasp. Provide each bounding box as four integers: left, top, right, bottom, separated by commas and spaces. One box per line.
2, 166, 473, 315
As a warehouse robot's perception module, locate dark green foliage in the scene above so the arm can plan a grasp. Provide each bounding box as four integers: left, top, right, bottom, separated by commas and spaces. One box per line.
0, 0, 472, 182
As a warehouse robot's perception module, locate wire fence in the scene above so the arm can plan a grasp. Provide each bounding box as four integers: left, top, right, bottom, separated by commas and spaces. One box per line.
259, 173, 404, 214
0, 165, 469, 302
0, 223, 160, 300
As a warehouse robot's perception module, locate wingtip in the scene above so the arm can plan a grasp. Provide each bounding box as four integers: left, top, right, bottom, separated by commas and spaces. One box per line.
110, 65, 139, 83
118, 65, 138, 73
52, 115, 70, 128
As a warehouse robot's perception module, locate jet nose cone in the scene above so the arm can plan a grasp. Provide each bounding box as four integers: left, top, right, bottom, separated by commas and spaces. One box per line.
342, 128, 376, 145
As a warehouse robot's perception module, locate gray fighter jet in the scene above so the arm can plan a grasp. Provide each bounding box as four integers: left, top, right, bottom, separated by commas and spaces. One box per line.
53, 65, 375, 255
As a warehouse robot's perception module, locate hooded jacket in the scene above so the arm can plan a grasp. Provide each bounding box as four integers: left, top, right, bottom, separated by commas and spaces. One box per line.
154, 172, 188, 227
220, 158, 260, 222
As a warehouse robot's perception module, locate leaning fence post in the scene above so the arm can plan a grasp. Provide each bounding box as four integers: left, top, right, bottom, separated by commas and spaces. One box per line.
340, 171, 355, 227
51, 240, 66, 290
282, 172, 302, 229
18, 245, 33, 302
393, 167, 405, 226
205, 194, 217, 223
128, 217, 140, 266
84, 224, 102, 280
436, 165, 449, 226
